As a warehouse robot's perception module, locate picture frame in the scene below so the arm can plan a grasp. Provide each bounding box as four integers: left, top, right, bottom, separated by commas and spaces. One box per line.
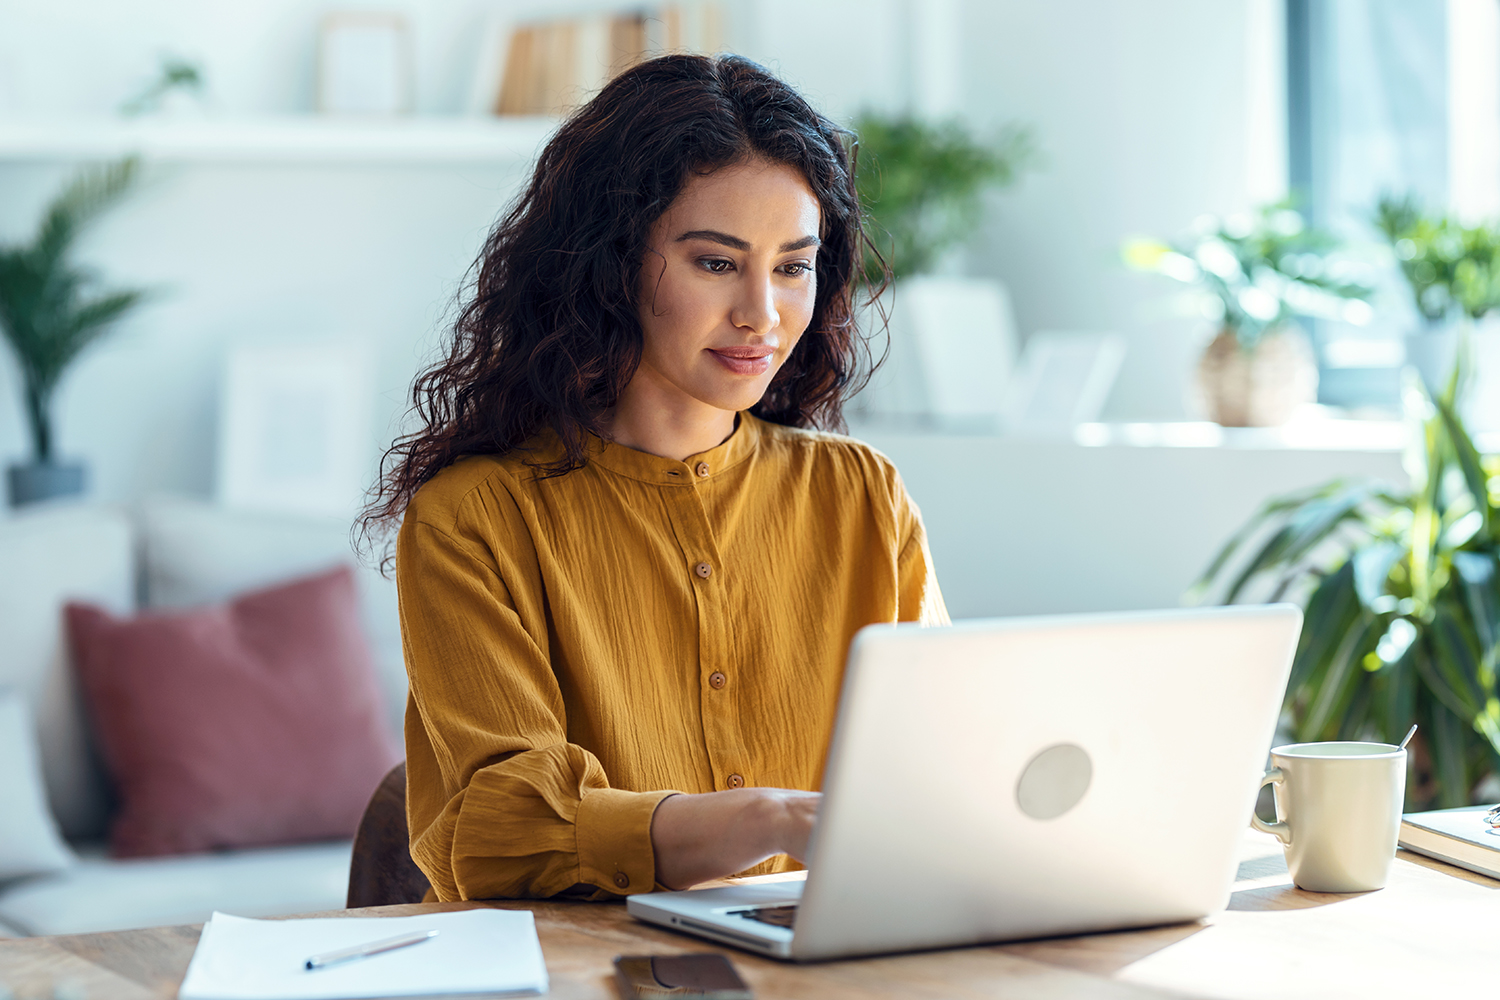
317, 12, 413, 115
216, 345, 374, 519
1002, 331, 1126, 431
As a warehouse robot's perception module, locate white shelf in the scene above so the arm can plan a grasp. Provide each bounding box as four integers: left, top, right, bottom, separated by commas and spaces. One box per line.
1073, 420, 1500, 453
1072, 419, 1412, 451
0, 115, 558, 164
854, 416, 1500, 454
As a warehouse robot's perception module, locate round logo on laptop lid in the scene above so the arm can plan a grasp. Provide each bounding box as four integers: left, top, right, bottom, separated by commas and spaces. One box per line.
1016, 743, 1093, 820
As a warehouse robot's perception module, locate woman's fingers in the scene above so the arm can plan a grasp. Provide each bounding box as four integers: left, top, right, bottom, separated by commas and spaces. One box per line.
649, 787, 822, 888
772, 789, 822, 861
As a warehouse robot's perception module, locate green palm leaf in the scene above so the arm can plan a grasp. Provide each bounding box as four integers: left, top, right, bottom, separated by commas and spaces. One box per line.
1374, 648, 1418, 747
1452, 552, 1500, 663
1221, 484, 1382, 603
1428, 601, 1487, 715
31, 159, 138, 272
1188, 482, 1348, 601
1288, 560, 1360, 693
1299, 613, 1380, 741
0, 158, 144, 461
1428, 701, 1472, 808
1353, 541, 1406, 609
1437, 399, 1494, 543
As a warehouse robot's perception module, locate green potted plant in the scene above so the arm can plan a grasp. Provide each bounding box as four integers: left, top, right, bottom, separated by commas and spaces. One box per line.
1374, 194, 1500, 397
853, 113, 1032, 284
120, 56, 205, 116
1124, 206, 1373, 427
0, 158, 144, 506
1193, 363, 1500, 810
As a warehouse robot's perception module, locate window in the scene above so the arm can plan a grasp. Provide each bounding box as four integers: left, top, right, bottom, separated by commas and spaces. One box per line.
1287, 0, 1494, 409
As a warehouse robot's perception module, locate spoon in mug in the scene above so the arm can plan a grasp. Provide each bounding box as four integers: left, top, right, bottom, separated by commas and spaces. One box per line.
1399, 724, 1418, 750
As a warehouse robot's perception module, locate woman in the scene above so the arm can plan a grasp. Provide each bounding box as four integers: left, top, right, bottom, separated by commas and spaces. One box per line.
363, 54, 947, 902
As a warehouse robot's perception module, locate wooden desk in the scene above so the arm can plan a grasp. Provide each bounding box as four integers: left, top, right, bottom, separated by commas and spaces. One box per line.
4, 833, 1497, 1000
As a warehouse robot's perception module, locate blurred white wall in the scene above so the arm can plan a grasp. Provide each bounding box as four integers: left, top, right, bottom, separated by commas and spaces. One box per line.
958, 0, 1267, 421
0, 0, 1372, 616
861, 431, 1406, 618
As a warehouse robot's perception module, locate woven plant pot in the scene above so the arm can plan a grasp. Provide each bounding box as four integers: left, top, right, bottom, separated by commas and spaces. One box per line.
1195, 326, 1317, 427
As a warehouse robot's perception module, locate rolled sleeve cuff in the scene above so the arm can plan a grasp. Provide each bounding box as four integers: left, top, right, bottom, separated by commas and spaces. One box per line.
575, 787, 679, 895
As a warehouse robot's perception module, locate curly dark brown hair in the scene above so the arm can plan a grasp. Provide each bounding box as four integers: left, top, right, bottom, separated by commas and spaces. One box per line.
360, 53, 886, 556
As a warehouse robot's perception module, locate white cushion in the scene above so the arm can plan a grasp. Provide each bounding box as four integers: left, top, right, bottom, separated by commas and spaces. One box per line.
137, 495, 406, 734
0, 840, 353, 936
0, 505, 134, 840
0, 689, 75, 880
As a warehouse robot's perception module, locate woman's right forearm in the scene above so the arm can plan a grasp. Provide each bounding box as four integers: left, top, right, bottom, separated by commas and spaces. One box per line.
649, 787, 820, 890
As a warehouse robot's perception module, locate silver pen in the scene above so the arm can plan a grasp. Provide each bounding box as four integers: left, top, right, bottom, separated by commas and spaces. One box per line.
304, 929, 438, 971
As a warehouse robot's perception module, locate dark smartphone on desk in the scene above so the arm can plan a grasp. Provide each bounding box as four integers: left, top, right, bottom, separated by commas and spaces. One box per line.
614, 953, 752, 999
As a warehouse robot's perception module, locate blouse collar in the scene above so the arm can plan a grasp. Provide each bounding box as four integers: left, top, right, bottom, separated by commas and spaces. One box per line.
587, 412, 763, 486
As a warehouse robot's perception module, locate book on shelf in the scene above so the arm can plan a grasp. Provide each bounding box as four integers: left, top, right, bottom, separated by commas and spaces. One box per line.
1398, 805, 1500, 880
483, 2, 726, 117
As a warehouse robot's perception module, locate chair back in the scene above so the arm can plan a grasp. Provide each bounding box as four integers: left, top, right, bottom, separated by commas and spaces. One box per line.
347, 762, 432, 907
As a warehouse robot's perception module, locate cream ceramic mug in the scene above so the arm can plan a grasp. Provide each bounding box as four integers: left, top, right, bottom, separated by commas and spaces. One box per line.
1249, 741, 1407, 892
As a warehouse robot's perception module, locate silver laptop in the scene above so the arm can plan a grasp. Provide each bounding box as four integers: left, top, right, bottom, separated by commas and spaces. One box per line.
628, 605, 1301, 961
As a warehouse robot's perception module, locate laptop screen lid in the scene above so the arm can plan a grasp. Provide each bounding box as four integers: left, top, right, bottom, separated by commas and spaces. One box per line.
789, 604, 1300, 961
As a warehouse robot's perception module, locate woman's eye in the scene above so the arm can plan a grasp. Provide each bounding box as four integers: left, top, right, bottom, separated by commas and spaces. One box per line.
700, 258, 734, 273
780, 262, 813, 277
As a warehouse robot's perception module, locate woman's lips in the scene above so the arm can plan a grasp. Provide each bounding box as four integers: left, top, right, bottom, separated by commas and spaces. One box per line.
708, 346, 774, 376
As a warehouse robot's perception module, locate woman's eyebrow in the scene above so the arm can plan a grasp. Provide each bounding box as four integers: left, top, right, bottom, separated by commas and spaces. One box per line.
676, 229, 821, 253
677, 229, 750, 250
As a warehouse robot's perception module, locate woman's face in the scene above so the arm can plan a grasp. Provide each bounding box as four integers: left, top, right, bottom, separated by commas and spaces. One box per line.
633, 158, 821, 417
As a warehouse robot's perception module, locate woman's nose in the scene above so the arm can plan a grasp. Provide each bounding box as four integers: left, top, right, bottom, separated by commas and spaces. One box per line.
731, 270, 779, 334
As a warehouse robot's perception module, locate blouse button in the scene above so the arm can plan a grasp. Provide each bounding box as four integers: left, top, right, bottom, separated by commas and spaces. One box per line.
695, 461, 710, 477
709, 671, 727, 689
726, 773, 745, 789
694, 562, 713, 579
614, 872, 630, 889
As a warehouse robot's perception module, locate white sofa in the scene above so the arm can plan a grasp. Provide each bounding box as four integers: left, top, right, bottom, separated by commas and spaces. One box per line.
0, 497, 406, 937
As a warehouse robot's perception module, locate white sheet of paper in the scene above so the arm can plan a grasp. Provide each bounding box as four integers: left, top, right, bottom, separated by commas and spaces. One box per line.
177, 909, 548, 1000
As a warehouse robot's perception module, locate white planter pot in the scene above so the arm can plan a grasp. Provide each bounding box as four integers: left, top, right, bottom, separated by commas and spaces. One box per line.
852, 276, 1018, 425
1403, 327, 1460, 399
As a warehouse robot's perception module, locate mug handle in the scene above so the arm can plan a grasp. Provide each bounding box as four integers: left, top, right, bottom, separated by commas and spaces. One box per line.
1249, 767, 1292, 846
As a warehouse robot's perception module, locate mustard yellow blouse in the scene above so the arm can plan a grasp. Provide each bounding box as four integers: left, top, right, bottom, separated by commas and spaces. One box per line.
397, 413, 947, 901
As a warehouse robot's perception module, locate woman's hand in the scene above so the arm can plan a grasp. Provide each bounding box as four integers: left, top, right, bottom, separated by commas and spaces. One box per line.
649, 787, 821, 890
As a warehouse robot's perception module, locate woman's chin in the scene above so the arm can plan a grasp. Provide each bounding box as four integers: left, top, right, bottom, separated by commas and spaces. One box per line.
685, 377, 775, 415
709, 387, 774, 415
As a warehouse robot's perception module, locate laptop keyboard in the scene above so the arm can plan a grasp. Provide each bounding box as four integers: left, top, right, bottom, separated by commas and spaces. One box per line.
734, 904, 798, 928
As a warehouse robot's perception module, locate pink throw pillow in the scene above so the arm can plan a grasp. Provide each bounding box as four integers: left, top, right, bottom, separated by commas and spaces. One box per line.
66, 566, 401, 858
